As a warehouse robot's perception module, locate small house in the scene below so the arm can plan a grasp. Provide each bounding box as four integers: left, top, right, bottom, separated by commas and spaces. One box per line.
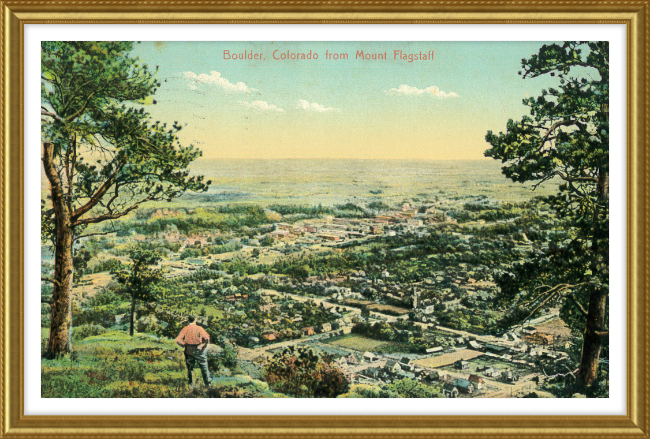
302, 327, 315, 336
363, 352, 378, 363
418, 370, 440, 383
467, 374, 485, 390
455, 360, 470, 370
401, 362, 415, 372
384, 359, 402, 374
442, 383, 459, 398
453, 378, 475, 394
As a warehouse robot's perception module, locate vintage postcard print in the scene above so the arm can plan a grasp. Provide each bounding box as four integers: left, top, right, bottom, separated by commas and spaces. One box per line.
40, 41, 609, 399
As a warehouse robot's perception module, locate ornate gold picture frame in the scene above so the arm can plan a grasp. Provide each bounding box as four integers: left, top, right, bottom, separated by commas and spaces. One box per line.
2, 1, 648, 437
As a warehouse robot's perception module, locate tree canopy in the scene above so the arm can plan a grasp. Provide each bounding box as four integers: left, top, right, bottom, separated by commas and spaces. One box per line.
112, 250, 165, 336
485, 42, 609, 391
41, 42, 210, 358
41, 42, 210, 239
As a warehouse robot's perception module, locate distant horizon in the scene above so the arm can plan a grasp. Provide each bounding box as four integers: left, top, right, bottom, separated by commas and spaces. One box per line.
193, 156, 494, 161
132, 41, 559, 161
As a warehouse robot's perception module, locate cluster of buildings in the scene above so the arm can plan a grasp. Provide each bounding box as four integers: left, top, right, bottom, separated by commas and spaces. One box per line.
258, 203, 452, 245
328, 348, 533, 398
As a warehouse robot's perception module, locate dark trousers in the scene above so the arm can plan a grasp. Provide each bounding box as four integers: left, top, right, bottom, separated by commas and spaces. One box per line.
184, 344, 211, 385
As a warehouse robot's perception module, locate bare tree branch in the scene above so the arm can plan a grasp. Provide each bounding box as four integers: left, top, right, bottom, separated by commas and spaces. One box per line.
73, 231, 116, 242
567, 294, 589, 317
73, 194, 157, 227
41, 277, 60, 287
71, 160, 126, 221
41, 109, 63, 124
555, 171, 598, 183
64, 90, 98, 123
537, 120, 575, 151
519, 282, 596, 326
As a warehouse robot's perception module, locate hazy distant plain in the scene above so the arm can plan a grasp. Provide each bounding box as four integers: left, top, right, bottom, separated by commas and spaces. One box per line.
177, 159, 558, 208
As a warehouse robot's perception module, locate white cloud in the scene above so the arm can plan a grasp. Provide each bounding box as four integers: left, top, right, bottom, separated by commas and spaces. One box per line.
238, 100, 284, 112
297, 99, 338, 112
183, 71, 257, 93
385, 84, 459, 98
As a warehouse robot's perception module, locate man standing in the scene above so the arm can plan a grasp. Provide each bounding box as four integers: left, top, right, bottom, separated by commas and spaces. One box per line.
175, 316, 211, 386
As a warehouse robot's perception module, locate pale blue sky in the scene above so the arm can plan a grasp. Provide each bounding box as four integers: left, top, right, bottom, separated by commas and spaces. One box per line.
131, 41, 560, 160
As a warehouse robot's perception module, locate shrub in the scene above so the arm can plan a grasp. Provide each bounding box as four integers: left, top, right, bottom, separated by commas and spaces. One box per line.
263, 347, 349, 398
72, 324, 108, 341
91, 258, 124, 274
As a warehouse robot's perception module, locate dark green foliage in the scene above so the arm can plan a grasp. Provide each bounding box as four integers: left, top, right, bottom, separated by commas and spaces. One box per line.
268, 204, 333, 216
485, 42, 609, 331
263, 347, 349, 398
90, 258, 124, 274
386, 378, 442, 398
260, 235, 274, 247
42, 42, 211, 235
367, 201, 390, 211
41, 42, 210, 357
335, 203, 366, 212
72, 325, 108, 341
485, 42, 609, 389
112, 250, 165, 336
112, 250, 164, 302
72, 248, 93, 281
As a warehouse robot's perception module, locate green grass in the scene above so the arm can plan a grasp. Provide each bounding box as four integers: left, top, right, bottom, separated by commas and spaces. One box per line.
41, 329, 281, 398
325, 334, 411, 354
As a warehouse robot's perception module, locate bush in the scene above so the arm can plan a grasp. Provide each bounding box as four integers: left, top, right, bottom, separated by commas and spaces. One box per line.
72, 324, 108, 341
91, 258, 124, 274
367, 201, 390, 211
260, 235, 274, 247
72, 303, 121, 328
263, 347, 349, 398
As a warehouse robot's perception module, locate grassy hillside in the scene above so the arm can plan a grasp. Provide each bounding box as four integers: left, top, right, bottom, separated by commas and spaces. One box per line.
41, 328, 284, 398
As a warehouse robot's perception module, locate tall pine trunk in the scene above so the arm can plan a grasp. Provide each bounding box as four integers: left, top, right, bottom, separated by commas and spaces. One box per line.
577, 168, 609, 391
43, 142, 74, 358
577, 287, 607, 390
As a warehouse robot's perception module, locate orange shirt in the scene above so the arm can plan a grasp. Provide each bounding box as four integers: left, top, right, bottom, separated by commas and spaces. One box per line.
175, 323, 210, 346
